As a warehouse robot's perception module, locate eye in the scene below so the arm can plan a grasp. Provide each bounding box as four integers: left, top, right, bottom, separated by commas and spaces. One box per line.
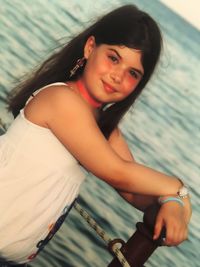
108, 55, 119, 63
129, 69, 139, 79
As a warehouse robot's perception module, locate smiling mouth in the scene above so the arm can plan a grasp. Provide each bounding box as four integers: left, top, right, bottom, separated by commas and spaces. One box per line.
103, 82, 117, 93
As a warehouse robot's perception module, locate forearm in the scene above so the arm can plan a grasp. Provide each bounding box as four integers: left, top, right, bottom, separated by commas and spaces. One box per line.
109, 160, 182, 197
118, 186, 191, 222
107, 128, 182, 197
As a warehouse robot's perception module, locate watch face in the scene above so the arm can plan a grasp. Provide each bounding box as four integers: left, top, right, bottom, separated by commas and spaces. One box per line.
179, 186, 189, 198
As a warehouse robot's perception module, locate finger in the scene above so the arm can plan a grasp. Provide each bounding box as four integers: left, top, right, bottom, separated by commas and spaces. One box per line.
153, 217, 163, 240
169, 228, 181, 246
164, 223, 184, 246
174, 223, 188, 245
164, 221, 175, 246
175, 227, 188, 245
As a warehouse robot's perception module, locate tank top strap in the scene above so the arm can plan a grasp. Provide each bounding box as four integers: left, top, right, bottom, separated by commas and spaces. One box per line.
25, 82, 68, 105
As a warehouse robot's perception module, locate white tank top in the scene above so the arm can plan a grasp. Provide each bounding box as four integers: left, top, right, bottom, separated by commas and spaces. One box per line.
0, 83, 86, 264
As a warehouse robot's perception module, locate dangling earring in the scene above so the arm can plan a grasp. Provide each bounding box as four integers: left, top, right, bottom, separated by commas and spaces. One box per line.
69, 57, 86, 77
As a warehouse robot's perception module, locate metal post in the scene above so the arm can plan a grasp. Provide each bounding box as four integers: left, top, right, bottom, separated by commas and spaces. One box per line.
108, 204, 165, 267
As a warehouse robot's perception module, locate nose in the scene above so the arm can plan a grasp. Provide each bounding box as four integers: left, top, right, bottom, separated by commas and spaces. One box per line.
110, 67, 124, 83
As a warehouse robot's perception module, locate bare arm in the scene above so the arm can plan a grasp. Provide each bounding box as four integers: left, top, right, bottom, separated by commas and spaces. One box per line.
26, 85, 191, 245
108, 127, 158, 211
107, 127, 191, 246
30, 85, 183, 196
108, 128, 192, 221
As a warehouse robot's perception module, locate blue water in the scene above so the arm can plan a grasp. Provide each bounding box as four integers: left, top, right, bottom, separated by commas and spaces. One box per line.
1, 0, 200, 266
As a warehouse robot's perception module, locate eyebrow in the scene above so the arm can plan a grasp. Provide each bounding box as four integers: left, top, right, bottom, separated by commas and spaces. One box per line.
108, 48, 144, 76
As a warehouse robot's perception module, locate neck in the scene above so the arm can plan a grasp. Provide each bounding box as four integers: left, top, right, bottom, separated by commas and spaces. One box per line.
75, 80, 102, 108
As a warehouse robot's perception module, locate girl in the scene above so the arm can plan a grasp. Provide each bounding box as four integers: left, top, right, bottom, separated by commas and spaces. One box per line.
0, 4, 191, 266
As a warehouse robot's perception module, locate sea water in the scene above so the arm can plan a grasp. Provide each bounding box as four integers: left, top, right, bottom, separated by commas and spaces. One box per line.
0, 0, 200, 266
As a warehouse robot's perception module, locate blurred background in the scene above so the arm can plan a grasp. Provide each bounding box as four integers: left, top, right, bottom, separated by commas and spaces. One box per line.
1, 0, 200, 266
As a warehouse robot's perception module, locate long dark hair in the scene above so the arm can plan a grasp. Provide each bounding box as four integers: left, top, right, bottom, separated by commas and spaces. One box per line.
8, 4, 162, 138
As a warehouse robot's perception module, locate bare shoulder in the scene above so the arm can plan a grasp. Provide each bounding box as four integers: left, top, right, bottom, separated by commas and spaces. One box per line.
38, 84, 99, 139
42, 84, 94, 122
34, 84, 85, 109
24, 84, 93, 127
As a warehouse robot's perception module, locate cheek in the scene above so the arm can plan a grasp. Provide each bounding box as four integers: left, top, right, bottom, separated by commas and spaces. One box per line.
92, 52, 113, 73
96, 57, 112, 74
83, 52, 109, 83
87, 56, 109, 76
124, 76, 140, 94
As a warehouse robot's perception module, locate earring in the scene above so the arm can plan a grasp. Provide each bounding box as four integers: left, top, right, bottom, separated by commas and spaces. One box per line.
69, 57, 86, 77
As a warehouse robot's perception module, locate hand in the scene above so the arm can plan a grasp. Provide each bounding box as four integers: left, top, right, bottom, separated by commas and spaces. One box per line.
153, 201, 188, 246
182, 196, 192, 224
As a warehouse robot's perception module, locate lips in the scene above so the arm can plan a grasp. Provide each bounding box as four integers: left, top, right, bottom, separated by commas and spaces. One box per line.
103, 82, 117, 93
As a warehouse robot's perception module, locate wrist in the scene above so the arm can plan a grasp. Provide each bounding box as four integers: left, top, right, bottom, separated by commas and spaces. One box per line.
158, 195, 184, 207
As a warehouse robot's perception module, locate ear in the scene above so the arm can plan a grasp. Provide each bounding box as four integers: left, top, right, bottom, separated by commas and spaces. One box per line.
84, 36, 96, 59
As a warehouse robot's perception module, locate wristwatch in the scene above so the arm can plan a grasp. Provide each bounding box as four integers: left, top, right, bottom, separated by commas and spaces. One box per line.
177, 185, 189, 199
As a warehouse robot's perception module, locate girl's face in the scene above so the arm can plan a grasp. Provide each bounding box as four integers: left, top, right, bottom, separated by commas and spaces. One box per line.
81, 36, 144, 105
